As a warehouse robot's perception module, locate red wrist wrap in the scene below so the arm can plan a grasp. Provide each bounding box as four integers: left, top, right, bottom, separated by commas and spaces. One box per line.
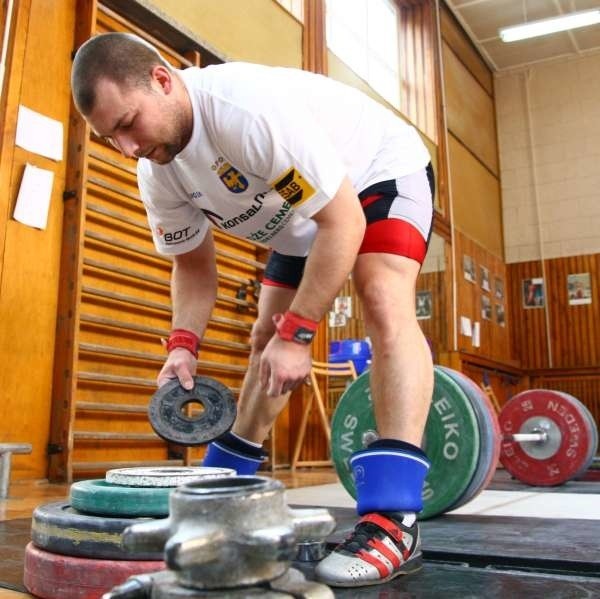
275, 311, 318, 345
166, 329, 200, 357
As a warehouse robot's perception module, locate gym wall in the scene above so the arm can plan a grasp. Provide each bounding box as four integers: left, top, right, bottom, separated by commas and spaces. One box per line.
144, 0, 303, 68
1, 0, 593, 481
438, 4, 512, 377
497, 53, 600, 376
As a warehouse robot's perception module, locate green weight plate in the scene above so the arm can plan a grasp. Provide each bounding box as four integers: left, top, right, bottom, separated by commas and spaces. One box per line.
70, 479, 171, 517
331, 367, 481, 520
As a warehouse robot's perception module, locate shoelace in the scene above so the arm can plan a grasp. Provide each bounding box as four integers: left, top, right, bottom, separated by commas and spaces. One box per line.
339, 521, 388, 554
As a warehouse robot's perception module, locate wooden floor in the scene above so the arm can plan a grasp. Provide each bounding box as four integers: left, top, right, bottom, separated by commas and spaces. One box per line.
0, 468, 338, 598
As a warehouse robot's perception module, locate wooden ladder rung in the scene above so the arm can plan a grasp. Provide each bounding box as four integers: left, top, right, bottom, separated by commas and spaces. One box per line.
72, 459, 183, 472
73, 431, 160, 441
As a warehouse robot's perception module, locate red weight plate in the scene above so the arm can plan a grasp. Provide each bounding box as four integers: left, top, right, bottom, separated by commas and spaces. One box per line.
23, 542, 164, 599
499, 390, 592, 486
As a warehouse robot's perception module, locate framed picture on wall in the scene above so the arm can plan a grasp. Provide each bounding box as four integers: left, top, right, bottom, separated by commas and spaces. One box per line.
463, 255, 476, 283
567, 273, 592, 306
416, 290, 432, 320
334, 295, 353, 317
523, 278, 545, 308
495, 277, 504, 300
328, 311, 347, 327
480, 266, 490, 292
481, 295, 492, 320
495, 304, 506, 327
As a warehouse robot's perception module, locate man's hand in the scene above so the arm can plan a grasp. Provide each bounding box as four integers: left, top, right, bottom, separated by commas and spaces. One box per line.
259, 335, 312, 397
157, 347, 197, 389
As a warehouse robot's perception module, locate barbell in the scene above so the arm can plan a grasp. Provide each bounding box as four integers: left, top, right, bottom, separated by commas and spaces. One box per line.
330, 366, 598, 519
147, 369, 598, 521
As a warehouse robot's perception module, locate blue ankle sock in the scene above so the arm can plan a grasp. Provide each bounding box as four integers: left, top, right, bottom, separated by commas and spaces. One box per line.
202, 431, 267, 475
351, 441, 430, 514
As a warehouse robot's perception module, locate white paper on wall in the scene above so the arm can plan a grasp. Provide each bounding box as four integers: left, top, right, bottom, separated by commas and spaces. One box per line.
472, 322, 481, 347
15, 105, 64, 161
460, 316, 472, 337
13, 163, 55, 230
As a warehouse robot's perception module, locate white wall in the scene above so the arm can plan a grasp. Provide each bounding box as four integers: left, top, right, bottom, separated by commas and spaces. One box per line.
495, 52, 600, 264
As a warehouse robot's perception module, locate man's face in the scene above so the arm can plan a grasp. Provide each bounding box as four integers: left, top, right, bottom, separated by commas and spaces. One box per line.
85, 70, 190, 165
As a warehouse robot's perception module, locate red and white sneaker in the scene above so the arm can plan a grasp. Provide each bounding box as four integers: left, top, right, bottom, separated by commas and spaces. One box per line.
314, 512, 422, 587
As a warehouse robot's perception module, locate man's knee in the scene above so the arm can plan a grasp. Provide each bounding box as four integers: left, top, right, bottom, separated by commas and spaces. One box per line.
357, 276, 417, 340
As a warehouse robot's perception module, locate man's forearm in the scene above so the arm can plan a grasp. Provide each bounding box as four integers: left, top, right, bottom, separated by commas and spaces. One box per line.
170, 235, 218, 339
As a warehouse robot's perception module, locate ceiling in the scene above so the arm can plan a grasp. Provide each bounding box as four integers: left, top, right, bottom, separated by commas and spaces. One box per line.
445, 0, 600, 71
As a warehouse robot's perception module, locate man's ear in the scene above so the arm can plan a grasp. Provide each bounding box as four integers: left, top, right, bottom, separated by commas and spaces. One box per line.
151, 65, 173, 94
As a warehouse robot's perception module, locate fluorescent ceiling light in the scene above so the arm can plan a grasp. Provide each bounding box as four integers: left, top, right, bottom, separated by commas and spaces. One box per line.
499, 9, 600, 43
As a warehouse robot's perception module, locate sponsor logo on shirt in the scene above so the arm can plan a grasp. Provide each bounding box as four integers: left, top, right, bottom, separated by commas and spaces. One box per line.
156, 225, 201, 246
200, 192, 266, 230
271, 167, 316, 207
212, 156, 249, 193
199, 192, 293, 244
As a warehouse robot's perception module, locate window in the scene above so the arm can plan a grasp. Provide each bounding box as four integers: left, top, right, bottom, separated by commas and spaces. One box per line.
275, 0, 304, 23
326, 0, 400, 108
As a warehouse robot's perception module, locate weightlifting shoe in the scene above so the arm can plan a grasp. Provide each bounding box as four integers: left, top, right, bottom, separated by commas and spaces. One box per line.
315, 512, 422, 587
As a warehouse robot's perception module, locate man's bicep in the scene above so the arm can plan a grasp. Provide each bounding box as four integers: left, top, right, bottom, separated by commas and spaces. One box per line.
311, 176, 361, 227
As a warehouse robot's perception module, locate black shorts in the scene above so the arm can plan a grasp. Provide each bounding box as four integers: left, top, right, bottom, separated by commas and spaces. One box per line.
263, 164, 434, 290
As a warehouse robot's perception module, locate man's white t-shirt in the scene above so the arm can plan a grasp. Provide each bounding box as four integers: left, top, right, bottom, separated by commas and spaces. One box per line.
137, 62, 430, 257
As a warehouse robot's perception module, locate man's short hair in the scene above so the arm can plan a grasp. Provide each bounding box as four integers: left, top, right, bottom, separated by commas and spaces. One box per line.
71, 32, 169, 114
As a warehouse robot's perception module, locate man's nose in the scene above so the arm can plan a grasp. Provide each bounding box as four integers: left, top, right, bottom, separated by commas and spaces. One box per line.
112, 133, 140, 159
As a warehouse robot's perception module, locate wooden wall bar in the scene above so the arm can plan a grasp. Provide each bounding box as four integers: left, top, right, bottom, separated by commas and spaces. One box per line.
48, 4, 264, 481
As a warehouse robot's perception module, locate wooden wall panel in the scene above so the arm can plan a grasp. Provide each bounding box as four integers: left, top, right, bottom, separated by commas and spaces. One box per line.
440, 2, 492, 95
443, 42, 498, 175
448, 135, 503, 258
148, 0, 303, 68
0, 0, 76, 479
528, 373, 600, 436
416, 270, 448, 363
399, 1, 438, 143
460, 360, 525, 411
455, 231, 512, 364
508, 254, 600, 370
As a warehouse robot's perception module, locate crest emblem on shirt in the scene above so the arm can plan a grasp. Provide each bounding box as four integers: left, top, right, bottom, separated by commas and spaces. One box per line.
271, 167, 316, 207
214, 159, 249, 193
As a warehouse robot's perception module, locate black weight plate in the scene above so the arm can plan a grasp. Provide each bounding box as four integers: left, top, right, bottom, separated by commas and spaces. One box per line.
30, 501, 163, 560
148, 376, 237, 446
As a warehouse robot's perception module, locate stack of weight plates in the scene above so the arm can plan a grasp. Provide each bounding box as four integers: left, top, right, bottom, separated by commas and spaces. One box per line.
23, 466, 234, 599
331, 365, 501, 520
